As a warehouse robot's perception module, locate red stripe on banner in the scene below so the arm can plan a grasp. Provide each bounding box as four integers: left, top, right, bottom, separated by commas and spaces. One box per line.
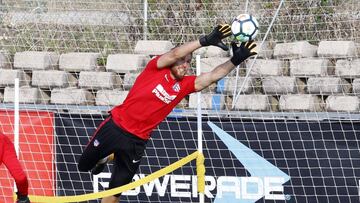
0, 110, 55, 203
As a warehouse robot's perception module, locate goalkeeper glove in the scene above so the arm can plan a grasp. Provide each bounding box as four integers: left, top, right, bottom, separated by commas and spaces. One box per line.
199, 24, 232, 51
16, 192, 30, 203
230, 40, 257, 66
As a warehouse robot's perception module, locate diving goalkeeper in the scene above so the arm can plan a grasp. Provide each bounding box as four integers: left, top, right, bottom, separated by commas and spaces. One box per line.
0, 132, 30, 203
78, 24, 256, 203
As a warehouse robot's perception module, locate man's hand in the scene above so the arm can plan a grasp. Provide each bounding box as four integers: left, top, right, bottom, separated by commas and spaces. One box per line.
16, 192, 30, 203
230, 40, 257, 66
199, 24, 232, 51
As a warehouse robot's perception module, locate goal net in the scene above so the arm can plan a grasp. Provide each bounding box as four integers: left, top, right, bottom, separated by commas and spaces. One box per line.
0, 0, 360, 203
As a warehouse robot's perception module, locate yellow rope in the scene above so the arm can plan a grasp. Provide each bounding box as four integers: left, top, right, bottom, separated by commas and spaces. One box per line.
24, 151, 199, 203
196, 152, 205, 193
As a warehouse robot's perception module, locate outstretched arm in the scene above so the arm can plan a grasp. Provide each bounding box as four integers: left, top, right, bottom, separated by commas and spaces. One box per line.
195, 41, 257, 91
157, 40, 201, 69
195, 61, 235, 91
157, 24, 231, 69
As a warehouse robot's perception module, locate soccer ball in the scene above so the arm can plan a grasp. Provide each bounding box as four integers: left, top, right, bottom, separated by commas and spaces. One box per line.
231, 14, 259, 42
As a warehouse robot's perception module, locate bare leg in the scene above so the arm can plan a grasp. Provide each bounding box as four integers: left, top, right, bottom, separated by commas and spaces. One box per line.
101, 195, 119, 203
91, 153, 115, 175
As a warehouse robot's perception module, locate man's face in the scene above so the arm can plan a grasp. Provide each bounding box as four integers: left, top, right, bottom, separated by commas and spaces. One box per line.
170, 54, 192, 80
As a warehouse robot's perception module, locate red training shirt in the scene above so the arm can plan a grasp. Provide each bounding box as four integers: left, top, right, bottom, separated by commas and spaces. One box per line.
0, 133, 29, 196
111, 56, 196, 140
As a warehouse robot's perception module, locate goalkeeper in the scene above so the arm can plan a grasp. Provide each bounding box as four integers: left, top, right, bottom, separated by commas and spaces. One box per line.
78, 24, 256, 203
0, 132, 30, 203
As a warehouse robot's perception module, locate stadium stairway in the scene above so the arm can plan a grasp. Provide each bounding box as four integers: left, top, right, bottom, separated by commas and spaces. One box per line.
0, 40, 359, 112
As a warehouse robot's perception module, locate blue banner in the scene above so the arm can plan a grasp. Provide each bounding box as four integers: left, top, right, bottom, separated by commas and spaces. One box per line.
55, 113, 360, 203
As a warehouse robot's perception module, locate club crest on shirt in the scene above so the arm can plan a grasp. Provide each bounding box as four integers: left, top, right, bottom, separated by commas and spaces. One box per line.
172, 82, 180, 92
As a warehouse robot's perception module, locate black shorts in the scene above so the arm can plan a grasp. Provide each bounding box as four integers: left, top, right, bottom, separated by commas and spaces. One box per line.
78, 117, 146, 196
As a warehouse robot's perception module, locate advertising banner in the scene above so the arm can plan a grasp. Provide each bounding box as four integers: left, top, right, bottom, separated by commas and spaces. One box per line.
0, 110, 55, 203
55, 114, 360, 203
